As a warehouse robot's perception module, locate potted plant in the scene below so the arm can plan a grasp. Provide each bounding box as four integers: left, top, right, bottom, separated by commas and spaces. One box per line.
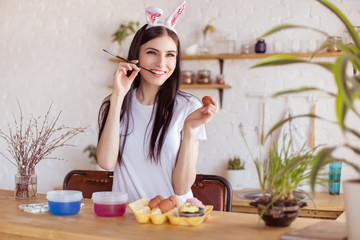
83, 144, 97, 164
112, 21, 139, 52
251, 0, 360, 238
226, 156, 245, 190
240, 124, 323, 227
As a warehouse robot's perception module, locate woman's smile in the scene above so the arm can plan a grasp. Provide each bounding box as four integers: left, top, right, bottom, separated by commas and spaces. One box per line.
138, 35, 177, 86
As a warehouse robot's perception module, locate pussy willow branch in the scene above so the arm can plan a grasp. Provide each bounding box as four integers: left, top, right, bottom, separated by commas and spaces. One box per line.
0, 103, 85, 175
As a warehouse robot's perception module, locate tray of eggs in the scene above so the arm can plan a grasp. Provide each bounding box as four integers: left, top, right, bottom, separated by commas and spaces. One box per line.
128, 195, 213, 226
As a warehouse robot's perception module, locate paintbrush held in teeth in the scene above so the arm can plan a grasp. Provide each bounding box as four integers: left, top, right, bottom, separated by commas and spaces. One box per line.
102, 49, 156, 74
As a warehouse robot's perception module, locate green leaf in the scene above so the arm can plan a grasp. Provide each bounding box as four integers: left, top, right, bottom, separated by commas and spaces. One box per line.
333, 55, 353, 113
259, 24, 328, 39
265, 114, 325, 140
310, 147, 335, 192
317, 0, 360, 50
272, 87, 336, 98
251, 54, 333, 72
335, 93, 347, 132
251, 54, 307, 68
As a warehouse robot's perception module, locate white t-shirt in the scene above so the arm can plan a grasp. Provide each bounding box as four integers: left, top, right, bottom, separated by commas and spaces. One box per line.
112, 90, 206, 204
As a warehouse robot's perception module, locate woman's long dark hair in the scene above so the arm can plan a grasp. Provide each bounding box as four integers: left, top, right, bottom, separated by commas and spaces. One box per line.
98, 24, 183, 165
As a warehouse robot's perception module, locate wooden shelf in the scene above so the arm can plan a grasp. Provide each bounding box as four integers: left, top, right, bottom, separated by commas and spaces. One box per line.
180, 84, 231, 89
182, 52, 342, 60
108, 52, 341, 109
109, 52, 341, 63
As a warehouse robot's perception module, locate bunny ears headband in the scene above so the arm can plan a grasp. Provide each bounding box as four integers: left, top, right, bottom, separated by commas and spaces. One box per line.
145, 0, 187, 33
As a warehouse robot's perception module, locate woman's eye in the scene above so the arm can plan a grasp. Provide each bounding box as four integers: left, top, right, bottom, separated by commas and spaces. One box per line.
167, 53, 176, 57
146, 51, 156, 55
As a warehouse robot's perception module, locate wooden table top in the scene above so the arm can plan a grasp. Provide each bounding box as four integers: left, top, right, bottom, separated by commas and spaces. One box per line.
232, 189, 345, 219
0, 189, 332, 240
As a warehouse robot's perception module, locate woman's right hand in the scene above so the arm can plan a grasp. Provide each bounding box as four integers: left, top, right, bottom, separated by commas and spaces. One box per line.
112, 61, 140, 97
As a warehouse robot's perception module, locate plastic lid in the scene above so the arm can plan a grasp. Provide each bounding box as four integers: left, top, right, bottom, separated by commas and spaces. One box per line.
92, 191, 128, 204
46, 190, 83, 202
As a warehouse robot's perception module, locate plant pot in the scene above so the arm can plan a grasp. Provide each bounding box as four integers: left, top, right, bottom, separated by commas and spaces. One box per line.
226, 170, 245, 190
249, 198, 307, 227
343, 179, 360, 240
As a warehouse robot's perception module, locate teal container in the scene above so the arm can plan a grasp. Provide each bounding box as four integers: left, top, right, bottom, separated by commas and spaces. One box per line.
328, 162, 342, 195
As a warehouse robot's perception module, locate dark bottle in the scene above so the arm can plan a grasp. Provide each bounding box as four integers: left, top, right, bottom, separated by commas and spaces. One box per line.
255, 39, 266, 53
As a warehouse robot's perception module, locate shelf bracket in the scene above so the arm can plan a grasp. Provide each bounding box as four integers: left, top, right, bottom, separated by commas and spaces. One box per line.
218, 58, 224, 74
219, 88, 224, 109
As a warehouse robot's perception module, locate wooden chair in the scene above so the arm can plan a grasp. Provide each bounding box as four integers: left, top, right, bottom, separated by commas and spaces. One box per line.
191, 174, 232, 212
63, 170, 232, 211
63, 170, 113, 198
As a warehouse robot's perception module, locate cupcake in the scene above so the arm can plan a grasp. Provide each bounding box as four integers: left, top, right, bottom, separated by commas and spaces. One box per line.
179, 198, 205, 217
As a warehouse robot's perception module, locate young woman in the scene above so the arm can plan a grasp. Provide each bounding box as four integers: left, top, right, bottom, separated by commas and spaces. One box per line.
97, 3, 218, 204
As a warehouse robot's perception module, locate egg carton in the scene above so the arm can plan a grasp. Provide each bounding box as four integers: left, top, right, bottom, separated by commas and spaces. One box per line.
128, 198, 213, 226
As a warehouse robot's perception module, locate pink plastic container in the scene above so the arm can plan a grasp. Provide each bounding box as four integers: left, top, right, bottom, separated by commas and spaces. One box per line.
92, 191, 128, 217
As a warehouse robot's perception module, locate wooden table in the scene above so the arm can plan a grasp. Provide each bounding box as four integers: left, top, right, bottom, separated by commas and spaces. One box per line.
232, 189, 345, 219
0, 189, 334, 240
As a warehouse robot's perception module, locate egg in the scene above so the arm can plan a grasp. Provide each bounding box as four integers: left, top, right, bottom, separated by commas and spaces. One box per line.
158, 195, 179, 213
202, 96, 213, 107
148, 195, 164, 210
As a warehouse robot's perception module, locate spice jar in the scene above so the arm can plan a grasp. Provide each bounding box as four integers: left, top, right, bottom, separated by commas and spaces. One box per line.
197, 70, 211, 84
255, 39, 266, 53
216, 74, 225, 84
327, 36, 342, 52
182, 70, 194, 84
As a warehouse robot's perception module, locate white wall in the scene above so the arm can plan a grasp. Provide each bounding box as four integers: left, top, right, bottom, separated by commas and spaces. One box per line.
1, 0, 359, 194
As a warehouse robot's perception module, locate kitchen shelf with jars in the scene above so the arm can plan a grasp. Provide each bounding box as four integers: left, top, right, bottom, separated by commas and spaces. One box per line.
108, 51, 341, 108
182, 51, 342, 60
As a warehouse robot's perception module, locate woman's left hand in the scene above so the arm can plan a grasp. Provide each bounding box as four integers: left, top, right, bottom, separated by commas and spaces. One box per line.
184, 98, 218, 130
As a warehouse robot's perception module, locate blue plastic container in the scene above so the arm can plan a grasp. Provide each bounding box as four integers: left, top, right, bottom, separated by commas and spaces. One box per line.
46, 190, 83, 216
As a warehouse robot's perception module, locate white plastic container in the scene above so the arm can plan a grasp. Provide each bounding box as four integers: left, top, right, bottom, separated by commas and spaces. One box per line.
92, 191, 128, 217
46, 190, 83, 216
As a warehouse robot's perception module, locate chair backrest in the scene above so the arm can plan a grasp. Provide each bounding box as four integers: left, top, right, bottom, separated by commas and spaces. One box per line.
191, 174, 232, 212
63, 171, 232, 211
63, 170, 113, 198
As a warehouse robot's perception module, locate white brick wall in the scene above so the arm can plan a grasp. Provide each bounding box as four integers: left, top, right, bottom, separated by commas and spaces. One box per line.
1, 0, 359, 194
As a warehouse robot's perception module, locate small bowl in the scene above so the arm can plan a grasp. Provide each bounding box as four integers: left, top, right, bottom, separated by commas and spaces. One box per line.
92, 191, 128, 217
46, 190, 83, 216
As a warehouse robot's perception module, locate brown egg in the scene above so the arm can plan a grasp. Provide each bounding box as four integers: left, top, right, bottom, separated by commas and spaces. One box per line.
168, 195, 180, 207
148, 195, 164, 210
202, 96, 213, 107
158, 199, 174, 213
158, 196, 180, 213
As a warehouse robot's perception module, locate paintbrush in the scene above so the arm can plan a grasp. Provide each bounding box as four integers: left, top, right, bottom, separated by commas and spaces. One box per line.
102, 49, 156, 74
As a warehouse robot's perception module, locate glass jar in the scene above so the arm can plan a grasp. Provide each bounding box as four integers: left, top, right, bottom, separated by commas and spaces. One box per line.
216, 74, 225, 84
197, 70, 211, 84
327, 36, 342, 52
15, 166, 37, 199
255, 39, 266, 53
182, 70, 194, 84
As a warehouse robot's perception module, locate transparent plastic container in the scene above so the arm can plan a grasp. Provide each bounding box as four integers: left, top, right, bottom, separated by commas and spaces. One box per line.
46, 190, 83, 216
92, 191, 128, 217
